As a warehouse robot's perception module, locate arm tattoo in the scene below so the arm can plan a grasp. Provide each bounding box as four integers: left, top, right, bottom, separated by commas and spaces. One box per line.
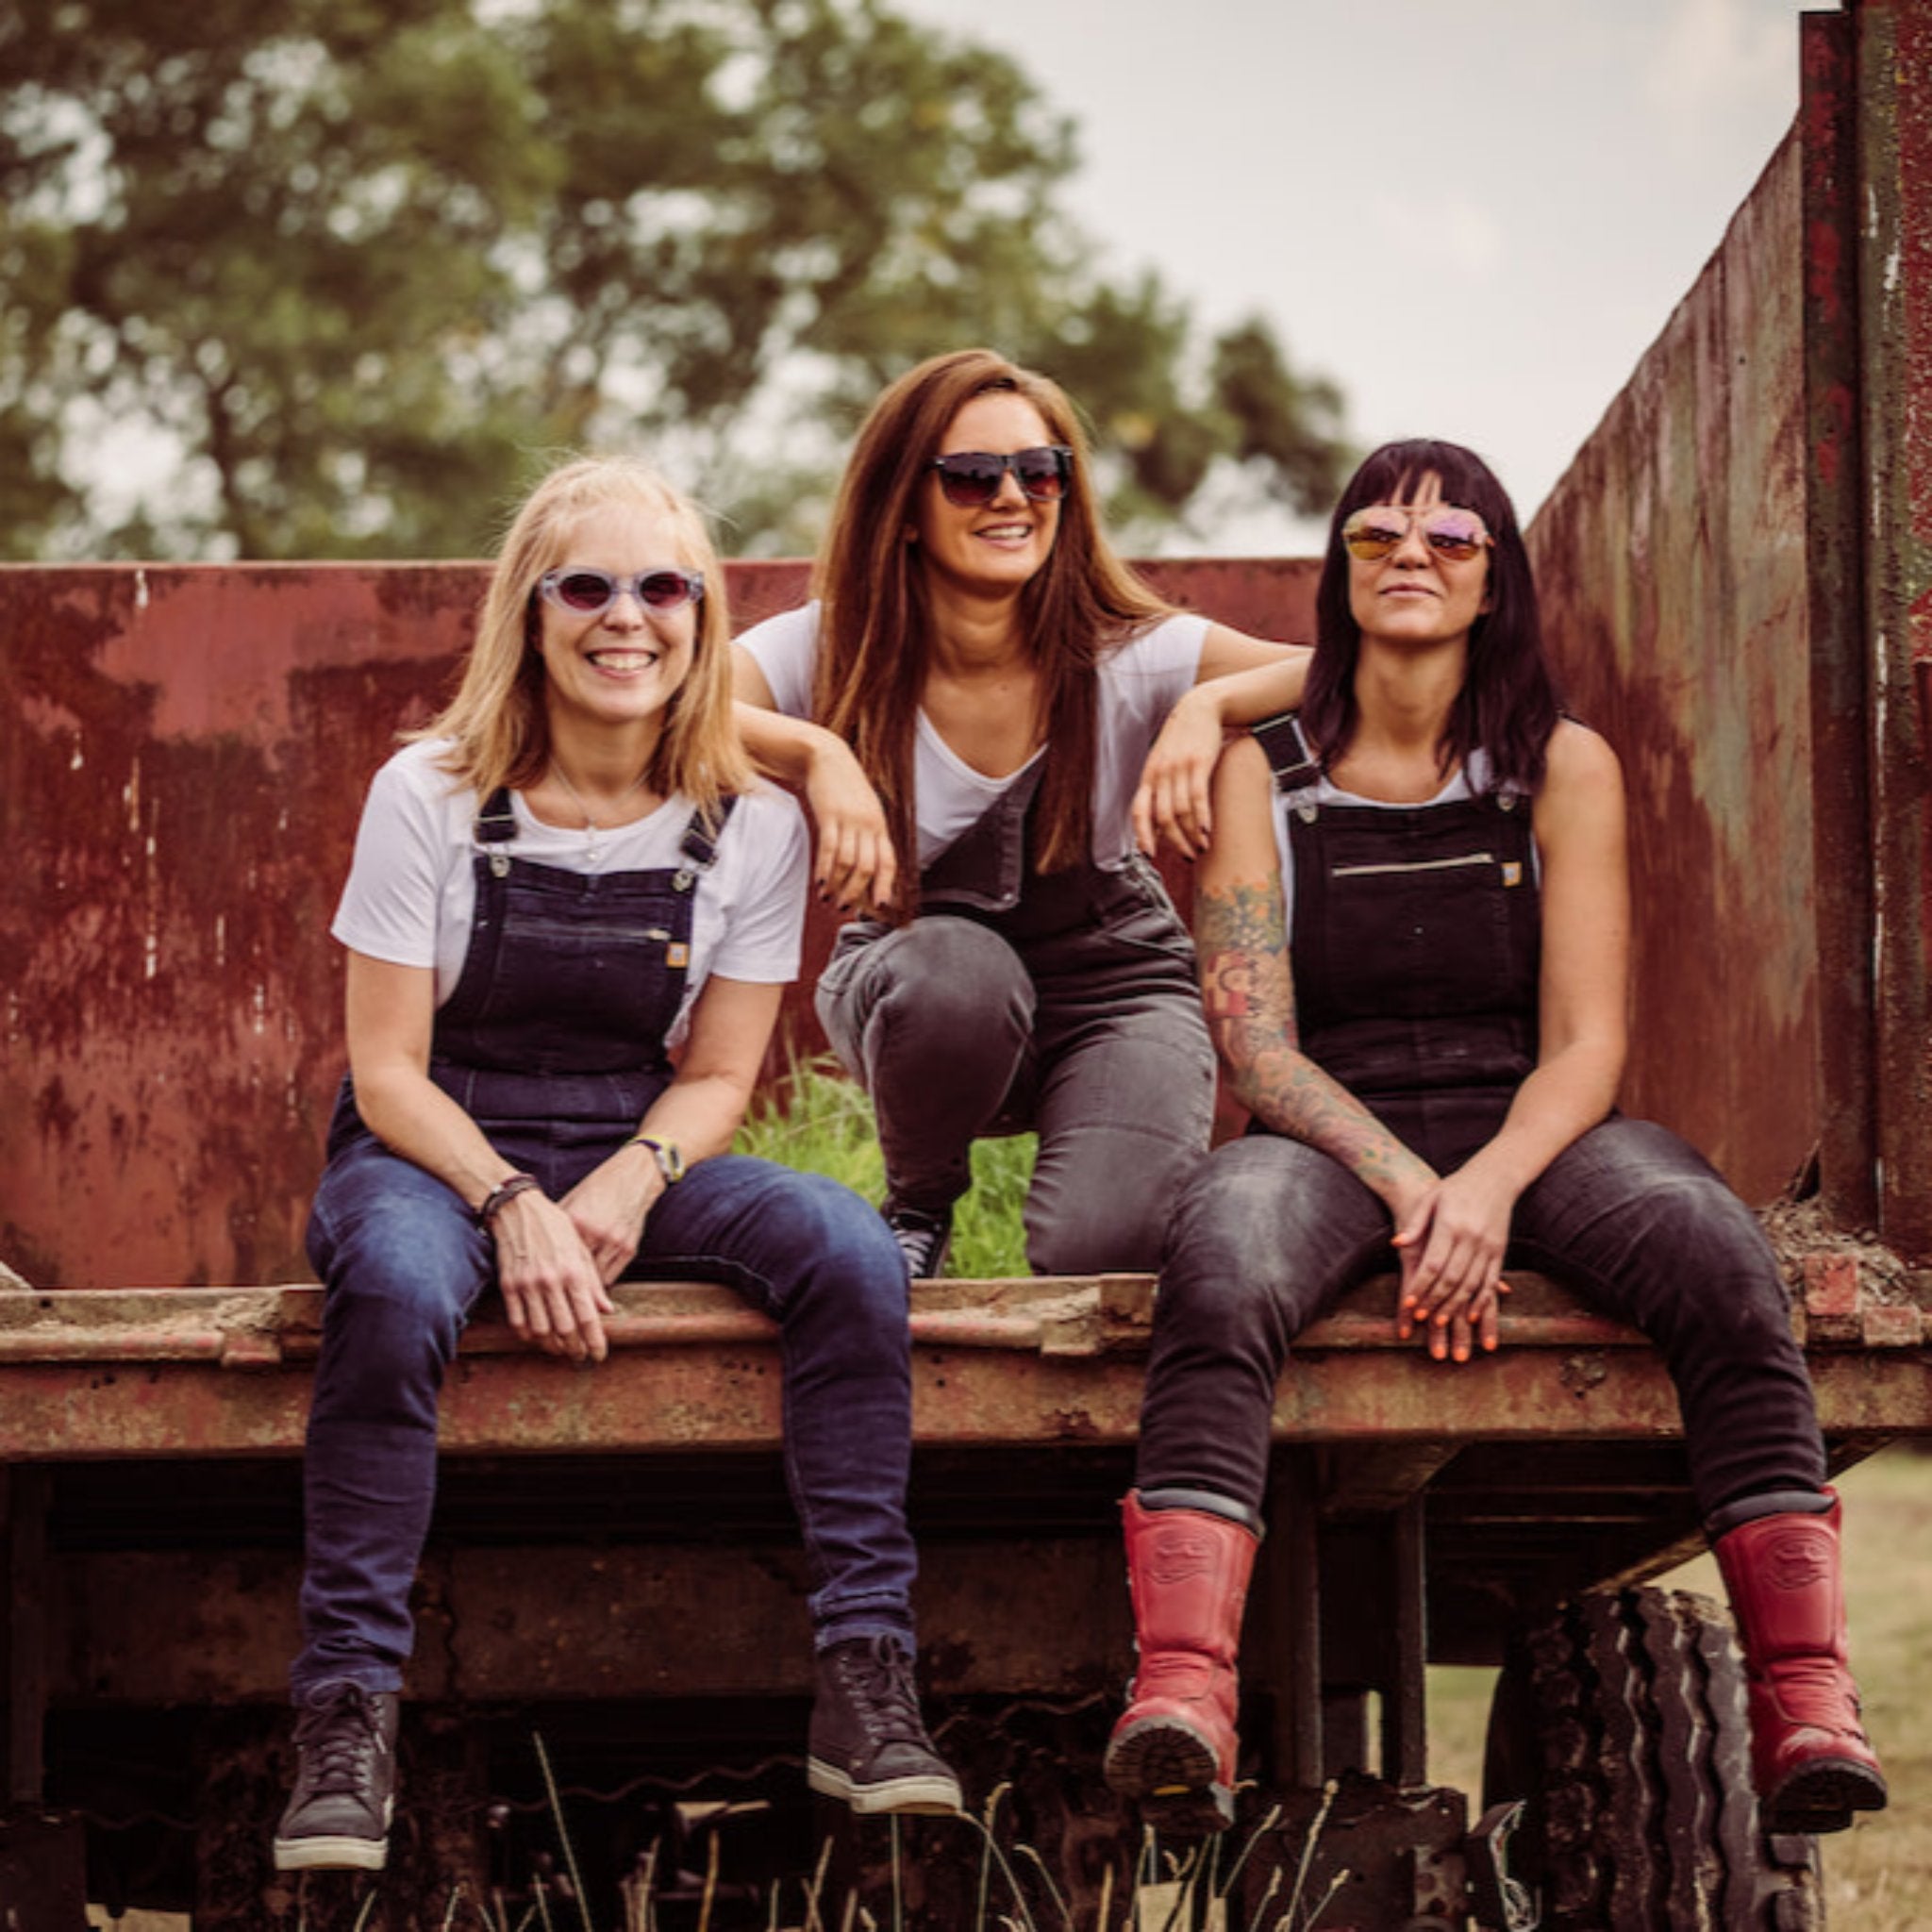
1196, 872, 1430, 1198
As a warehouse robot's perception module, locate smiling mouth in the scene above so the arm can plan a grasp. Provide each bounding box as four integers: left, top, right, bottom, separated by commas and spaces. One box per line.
587, 646, 662, 670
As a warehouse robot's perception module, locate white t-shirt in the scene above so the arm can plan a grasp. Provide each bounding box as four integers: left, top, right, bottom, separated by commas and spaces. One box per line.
737, 600, 1209, 870
332, 739, 808, 1041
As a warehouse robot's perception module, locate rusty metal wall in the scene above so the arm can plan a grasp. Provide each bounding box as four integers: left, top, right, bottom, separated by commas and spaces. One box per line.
1524, 0, 1932, 1254
0, 558, 1316, 1291
1852, 0, 1932, 1258
1526, 133, 1818, 1210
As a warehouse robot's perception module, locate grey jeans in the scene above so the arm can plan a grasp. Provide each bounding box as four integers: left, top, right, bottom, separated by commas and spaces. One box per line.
816, 862, 1216, 1274
1136, 1114, 1825, 1520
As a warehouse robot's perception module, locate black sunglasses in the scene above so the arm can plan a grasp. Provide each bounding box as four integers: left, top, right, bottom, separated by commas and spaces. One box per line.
537, 567, 706, 617
930, 445, 1074, 509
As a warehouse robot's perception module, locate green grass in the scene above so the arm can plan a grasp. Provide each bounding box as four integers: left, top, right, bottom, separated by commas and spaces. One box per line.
734, 1055, 1035, 1278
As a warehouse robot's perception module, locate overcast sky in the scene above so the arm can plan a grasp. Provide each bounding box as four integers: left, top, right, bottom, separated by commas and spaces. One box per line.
891, 0, 1819, 548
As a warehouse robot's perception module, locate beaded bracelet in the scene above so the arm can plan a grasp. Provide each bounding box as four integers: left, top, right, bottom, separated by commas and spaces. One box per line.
476, 1173, 541, 1229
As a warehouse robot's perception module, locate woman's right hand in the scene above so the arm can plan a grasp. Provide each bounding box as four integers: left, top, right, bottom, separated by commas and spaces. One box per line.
488, 1187, 615, 1364
1134, 686, 1227, 860
806, 738, 898, 915
1390, 1165, 1514, 1364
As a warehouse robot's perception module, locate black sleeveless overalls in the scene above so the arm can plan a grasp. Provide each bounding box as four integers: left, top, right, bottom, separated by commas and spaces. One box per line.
324, 789, 730, 1177
1136, 716, 1824, 1523
815, 756, 1217, 1274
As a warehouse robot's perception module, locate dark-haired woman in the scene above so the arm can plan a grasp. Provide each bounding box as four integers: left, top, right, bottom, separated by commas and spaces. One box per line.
733, 347, 1307, 1278
1103, 440, 1887, 1840
273, 457, 958, 1875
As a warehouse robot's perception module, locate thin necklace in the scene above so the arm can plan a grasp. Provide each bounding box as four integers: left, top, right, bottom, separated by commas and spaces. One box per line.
549, 761, 648, 863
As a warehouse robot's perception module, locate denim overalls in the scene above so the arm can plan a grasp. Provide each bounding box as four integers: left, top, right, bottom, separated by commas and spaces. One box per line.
294, 790, 920, 1701
815, 758, 1217, 1274
1136, 716, 1824, 1524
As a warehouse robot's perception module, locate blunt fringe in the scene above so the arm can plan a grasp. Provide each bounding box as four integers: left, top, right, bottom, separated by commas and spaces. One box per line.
1303, 439, 1561, 794
809, 347, 1170, 916
411, 455, 753, 818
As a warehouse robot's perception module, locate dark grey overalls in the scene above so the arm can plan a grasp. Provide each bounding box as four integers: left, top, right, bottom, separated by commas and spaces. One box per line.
1136, 716, 1824, 1525
815, 758, 1217, 1274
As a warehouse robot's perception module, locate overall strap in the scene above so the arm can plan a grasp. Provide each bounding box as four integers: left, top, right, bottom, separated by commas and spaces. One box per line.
675, 791, 739, 887
1252, 710, 1323, 818
475, 788, 518, 840
472, 788, 518, 876
1252, 710, 1321, 791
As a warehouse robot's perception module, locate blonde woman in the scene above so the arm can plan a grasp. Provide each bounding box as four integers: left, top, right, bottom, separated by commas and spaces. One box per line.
274, 458, 958, 1874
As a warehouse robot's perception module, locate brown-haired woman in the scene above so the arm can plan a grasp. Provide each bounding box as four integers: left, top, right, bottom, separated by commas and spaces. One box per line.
734, 348, 1308, 1277
1106, 439, 1887, 1845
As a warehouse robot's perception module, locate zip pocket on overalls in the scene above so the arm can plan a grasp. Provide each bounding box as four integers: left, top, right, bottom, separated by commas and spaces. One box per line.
1331, 851, 1498, 879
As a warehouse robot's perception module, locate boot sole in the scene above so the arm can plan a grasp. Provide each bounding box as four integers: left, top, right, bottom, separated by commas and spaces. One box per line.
1764, 1757, 1889, 1835
273, 1832, 390, 1872
808, 1756, 962, 1816
1104, 1718, 1232, 1836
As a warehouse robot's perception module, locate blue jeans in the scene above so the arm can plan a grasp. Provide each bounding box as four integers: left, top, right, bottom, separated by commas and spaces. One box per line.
293, 1135, 917, 1700
816, 890, 1216, 1274
1136, 1116, 1825, 1522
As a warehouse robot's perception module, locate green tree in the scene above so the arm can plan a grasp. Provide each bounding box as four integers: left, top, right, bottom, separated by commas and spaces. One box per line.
0, 0, 1347, 559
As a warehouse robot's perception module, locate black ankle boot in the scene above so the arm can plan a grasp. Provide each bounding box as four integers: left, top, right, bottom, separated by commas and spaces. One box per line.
807, 1635, 961, 1815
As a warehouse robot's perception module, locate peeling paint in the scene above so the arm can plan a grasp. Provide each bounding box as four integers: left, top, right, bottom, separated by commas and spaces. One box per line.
0, 559, 1316, 1288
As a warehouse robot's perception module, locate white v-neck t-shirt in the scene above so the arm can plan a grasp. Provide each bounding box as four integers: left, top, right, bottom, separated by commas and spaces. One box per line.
738, 600, 1208, 870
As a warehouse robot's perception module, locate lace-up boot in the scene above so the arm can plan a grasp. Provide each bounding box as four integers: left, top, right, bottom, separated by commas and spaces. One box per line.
808, 1635, 962, 1814
273, 1683, 400, 1870
883, 1205, 952, 1280
1713, 1491, 1888, 1832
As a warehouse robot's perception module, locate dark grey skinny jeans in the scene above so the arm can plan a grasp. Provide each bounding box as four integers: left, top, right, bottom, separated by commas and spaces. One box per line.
1136, 1115, 1825, 1521
816, 860, 1216, 1274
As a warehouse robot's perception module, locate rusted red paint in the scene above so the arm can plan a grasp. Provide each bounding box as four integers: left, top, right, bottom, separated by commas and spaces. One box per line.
1529, 134, 1819, 1207
0, 1275, 1921, 1462
0, 558, 1315, 1292
1801, 8, 1881, 1229
1857, 0, 1932, 1257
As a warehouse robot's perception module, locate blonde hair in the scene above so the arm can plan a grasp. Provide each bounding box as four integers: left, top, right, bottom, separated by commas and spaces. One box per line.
811, 348, 1170, 914
416, 456, 753, 815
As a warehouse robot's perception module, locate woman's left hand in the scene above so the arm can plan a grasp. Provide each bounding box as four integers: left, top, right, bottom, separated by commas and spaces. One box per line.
1391, 1163, 1519, 1363
559, 1147, 662, 1287
1134, 688, 1226, 859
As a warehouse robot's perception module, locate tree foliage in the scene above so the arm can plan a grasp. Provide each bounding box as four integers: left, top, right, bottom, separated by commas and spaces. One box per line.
0, 0, 1349, 559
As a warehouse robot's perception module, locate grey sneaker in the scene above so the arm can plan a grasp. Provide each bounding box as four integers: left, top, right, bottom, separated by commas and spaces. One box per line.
273, 1683, 399, 1871
808, 1635, 962, 1815
884, 1206, 951, 1279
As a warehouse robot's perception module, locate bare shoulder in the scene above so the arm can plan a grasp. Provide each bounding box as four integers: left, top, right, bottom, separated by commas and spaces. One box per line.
1541, 718, 1624, 799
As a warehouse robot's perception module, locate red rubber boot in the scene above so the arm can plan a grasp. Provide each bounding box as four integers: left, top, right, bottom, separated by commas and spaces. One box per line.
1712, 1490, 1888, 1832
1103, 1491, 1258, 1836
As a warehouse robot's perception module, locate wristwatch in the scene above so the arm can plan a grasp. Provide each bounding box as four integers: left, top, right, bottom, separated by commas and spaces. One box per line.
631, 1134, 686, 1184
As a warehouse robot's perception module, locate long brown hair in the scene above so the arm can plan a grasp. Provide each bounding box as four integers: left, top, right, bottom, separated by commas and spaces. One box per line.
810, 348, 1169, 914
416, 456, 752, 816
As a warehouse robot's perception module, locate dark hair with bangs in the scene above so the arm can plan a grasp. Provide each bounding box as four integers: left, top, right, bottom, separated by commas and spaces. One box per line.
1304, 439, 1561, 793
809, 347, 1171, 920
